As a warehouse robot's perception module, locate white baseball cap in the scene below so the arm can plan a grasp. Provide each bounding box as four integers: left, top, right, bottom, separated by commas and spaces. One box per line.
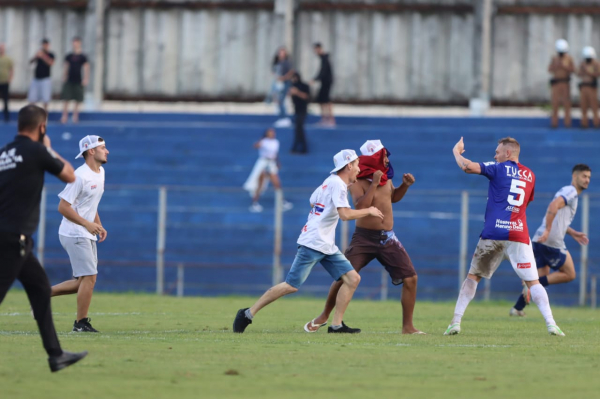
75, 135, 106, 159
555, 39, 569, 53
331, 149, 358, 173
583, 46, 596, 59
359, 140, 385, 156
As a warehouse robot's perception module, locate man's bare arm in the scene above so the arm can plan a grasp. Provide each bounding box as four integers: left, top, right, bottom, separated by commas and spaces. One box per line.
453, 137, 481, 174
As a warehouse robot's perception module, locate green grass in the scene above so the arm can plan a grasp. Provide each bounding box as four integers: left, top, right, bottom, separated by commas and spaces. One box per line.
1, 291, 599, 399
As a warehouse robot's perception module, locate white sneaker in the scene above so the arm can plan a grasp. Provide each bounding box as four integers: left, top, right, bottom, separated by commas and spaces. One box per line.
249, 203, 263, 213
273, 118, 292, 128
547, 325, 565, 336
509, 307, 526, 317
444, 323, 461, 335
282, 201, 294, 211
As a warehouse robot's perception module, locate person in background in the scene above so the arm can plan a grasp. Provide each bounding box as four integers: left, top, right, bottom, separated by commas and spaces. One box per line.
28, 38, 55, 111
289, 72, 310, 154
577, 46, 600, 129
0, 43, 14, 123
61, 37, 89, 124
273, 47, 295, 128
312, 43, 335, 127
548, 39, 575, 128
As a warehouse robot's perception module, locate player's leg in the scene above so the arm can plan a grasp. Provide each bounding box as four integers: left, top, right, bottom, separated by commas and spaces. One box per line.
76, 274, 97, 322
591, 88, 600, 127
445, 239, 504, 335
51, 277, 81, 296
61, 100, 69, 123
72, 101, 80, 123
512, 243, 547, 315
546, 250, 575, 285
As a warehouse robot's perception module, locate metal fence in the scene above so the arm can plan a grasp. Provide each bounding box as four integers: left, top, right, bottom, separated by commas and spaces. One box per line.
36, 184, 598, 306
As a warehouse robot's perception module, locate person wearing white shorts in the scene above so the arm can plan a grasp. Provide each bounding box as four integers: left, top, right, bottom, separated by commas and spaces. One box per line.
445, 137, 564, 336
27, 39, 55, 111
51, 135, 109, 333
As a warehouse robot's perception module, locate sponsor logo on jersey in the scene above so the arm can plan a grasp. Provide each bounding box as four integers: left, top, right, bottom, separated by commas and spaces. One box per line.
505, 166, 533, 182
91, 185, 97, 190
517, 262, 531, 269
505, 205, 521, 213
495, 218, 524, 232
314, 203, 325, 215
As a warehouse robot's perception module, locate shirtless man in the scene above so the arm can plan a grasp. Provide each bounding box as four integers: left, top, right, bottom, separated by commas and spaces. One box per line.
548, 39, 575, 128
304, 140, 423, 334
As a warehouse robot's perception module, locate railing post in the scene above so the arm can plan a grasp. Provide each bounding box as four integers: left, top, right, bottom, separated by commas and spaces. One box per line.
459, 191, 469, 290
156, 187, 167, 295
177, 263, 184, 298
341, 220, 349, 253
579, 194, 589, 306
483, 278, 491, 301
38, 186, 47, 267
591, 275, 597, 310
272, 189, 284, 285
380, 270, 388, 301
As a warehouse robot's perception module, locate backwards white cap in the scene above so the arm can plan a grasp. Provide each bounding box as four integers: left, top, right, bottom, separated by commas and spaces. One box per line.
556, 39, 569, 53
331, 149, 358, 174
583, 46, 596, 59
359, 140, 385, 156
76, 135, 106, 159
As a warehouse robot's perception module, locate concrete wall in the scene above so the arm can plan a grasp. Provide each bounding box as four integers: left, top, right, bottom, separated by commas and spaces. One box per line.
0, 0, 599, 104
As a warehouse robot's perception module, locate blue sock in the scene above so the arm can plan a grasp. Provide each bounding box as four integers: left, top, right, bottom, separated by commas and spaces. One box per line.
514, 294, 527, 311
539, 276, 549, 287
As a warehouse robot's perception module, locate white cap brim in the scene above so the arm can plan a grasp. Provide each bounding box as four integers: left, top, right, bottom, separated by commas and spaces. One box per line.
75, 141, 105, 159
330, 153, 358, 173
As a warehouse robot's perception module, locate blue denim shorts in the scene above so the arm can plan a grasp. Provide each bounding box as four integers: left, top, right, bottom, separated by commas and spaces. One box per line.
285, 245, 355, 288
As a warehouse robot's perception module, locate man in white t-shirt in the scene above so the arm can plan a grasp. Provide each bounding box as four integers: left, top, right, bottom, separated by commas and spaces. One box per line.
233, 149, 384, 333
50, 135, 108, 333
510, 164, 591, 316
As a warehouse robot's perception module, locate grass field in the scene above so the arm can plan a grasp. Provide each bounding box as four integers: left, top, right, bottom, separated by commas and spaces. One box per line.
1, 290, 599, 399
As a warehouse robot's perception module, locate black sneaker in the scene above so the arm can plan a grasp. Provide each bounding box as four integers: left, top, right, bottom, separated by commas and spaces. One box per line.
233, 308, 252, 333
48, 350, 88, 372
328, 321, 361, 334
73, 317, 99, 333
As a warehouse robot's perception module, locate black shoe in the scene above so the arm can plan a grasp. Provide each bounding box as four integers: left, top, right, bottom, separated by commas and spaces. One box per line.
328, 321, 361, 334
48, 350, 88, 372
73, 317, 99, 333
233, 308, 252, 333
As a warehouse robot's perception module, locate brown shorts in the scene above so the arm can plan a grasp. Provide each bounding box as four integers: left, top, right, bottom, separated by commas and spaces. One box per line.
344, 227, 416, 285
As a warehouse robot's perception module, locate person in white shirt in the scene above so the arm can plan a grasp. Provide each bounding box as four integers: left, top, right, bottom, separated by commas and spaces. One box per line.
243, 128, 293, 213
50, 135, 108, 333
510, 164, 591, 316
233, 149, 384, 333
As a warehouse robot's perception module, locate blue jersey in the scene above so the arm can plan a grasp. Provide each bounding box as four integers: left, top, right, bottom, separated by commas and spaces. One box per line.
479, 161, 535, 244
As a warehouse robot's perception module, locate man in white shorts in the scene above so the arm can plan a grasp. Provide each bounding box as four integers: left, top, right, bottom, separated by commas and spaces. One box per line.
27, 39, 55, 111
233, 149, 384, 333
445, 137, 564, 336
51, 135, 108, 333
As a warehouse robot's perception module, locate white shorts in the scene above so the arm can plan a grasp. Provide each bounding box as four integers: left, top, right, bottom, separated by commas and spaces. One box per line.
28, 78, 52, 103
255, 157, 278, 175
59, 235, 98, 277
468, 239, 539, 281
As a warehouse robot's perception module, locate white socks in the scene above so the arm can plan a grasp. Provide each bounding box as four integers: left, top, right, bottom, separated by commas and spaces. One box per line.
451, 278, 478, 325
530, 284, 557, 326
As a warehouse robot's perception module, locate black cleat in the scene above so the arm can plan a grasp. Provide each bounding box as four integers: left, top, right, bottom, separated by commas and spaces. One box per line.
73, 317, 99, 333
48, 350, 88, 372
328, 321, 361, 334
233, 308, 252, 333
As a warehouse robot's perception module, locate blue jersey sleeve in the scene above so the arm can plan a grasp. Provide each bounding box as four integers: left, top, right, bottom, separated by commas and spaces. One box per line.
479, 161, 498, 180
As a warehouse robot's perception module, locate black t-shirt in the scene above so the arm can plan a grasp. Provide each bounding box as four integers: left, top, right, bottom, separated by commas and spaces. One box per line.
35, 51, 55, 79
65, 53, 88, 84
0, 136, 64, 235
292, 81, 310, 114
314, 53, 333, 84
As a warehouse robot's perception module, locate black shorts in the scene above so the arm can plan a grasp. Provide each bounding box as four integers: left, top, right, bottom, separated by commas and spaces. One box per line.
344, 227, 416, 285
316, 81, 332, 104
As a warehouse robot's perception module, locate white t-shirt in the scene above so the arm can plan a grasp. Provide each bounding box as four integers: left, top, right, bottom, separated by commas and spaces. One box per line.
297, 174, 350, 255
532, 185, 578, 249
58, 164, 105, 241
258, 138, 279, 160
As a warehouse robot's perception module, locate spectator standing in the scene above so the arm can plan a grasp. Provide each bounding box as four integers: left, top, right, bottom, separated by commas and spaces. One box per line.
0, 43, 14, 123
28, 39, 55, 111
273, 47, 295, 128
61, 37, 89, 124
577, 46, 600, 129
312, 43, 335, 127
548, 39, 575, 128
289, 72, 310, 154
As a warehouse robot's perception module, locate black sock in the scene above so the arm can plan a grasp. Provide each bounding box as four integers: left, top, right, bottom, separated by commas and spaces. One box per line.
514, 294, 527, 311
539, 276, 549, 287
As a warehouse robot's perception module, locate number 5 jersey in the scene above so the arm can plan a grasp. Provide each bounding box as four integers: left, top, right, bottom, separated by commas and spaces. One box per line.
478, 161, 535, 244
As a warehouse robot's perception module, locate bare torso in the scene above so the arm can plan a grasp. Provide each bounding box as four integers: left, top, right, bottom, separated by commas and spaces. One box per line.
352, 179, 394, 231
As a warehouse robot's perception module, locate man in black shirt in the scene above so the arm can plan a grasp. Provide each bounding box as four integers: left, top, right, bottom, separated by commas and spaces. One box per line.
61, 37, 89, 124
289, 72, 310, 154
28, 38, 55, 111
312, 43, 335, 127
0, 104, 87, 372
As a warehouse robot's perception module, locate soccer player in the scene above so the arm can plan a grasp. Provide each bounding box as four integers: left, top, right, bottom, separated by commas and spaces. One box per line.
445, 137, 565, 336
304, 140, 424, 334
51, 135, 108, 333
233, 149, 384, 333
510, 164, 591, 317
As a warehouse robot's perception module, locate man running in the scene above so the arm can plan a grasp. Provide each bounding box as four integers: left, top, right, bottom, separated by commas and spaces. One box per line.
233, 149, 383, 333
304, 140, 423, 334
445, 137, 564, 336
510, 164, 591, 316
